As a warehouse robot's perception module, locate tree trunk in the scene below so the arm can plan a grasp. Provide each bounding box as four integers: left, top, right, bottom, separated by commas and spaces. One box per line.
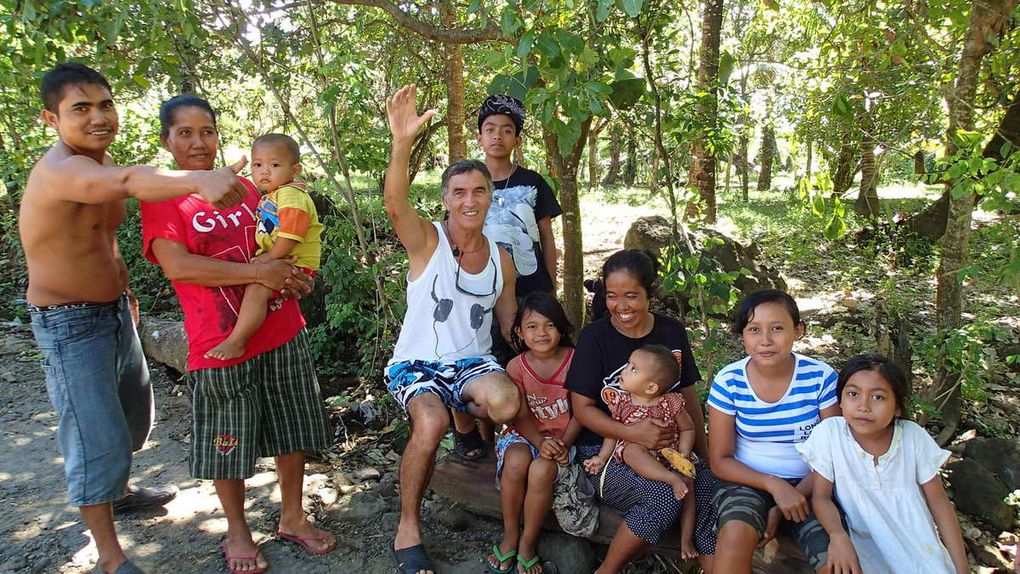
641, 30, 679, 229
603, 123, 622, 186
623, 125, 637, 186
687, 0, 724, 222
0, 133, 11, 221
542, 119, 593, 332
913, 150, 925, 175
723, 159, 732, 194
650, 152, 660, 192
757, 124, 776, 192
831, 143, 858, 198
440, 2, 467, 161
902, 0, 1018, 244
588, 128, 598, 189
739, 134, 749, 201
930, 0, 1019, 444
855, 123, 880, 218
805, 138, 813, 181
905, 90, 1019, 238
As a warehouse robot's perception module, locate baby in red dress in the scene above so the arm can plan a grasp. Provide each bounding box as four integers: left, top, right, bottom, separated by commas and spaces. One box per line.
584, 344, 698, 557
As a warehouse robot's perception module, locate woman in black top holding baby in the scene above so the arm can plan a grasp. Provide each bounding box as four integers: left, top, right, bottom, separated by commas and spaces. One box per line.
566, 249, 717, 573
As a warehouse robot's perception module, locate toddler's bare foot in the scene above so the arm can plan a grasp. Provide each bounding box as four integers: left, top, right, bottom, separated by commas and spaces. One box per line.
669, 476, 689, 501
205, 340, 245, 360
680, 537, 698, 560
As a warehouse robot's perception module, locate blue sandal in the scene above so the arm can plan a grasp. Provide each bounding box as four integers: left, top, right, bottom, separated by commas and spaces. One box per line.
393, 543, 436, 574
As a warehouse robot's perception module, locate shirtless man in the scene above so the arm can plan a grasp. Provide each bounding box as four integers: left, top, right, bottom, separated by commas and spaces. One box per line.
17, 62, 263, 574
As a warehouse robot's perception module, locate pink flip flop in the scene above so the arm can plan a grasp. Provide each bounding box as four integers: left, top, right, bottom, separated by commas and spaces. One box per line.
276, 527, 336, 555
220, 539, 268, 574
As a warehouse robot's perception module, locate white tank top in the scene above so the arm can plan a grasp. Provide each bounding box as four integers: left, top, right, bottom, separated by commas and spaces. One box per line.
390, 222, 504, 364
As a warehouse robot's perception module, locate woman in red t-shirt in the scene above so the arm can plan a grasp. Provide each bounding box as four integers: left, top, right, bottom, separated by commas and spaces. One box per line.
141, 95, 331, 574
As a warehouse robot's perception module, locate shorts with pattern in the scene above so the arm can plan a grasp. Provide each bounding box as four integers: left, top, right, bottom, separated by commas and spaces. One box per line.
577, 444, 718, 553
714, 479, 830, 571
384, 357, 503, 412
188, 330, 331, 479
494, 429, 575, 485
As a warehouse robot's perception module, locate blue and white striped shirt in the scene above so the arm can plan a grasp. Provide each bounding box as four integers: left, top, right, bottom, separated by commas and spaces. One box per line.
708, 353, 838, 478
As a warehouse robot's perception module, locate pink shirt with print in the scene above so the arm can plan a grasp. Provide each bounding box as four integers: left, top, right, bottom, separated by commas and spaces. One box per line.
506, 349, 574, 439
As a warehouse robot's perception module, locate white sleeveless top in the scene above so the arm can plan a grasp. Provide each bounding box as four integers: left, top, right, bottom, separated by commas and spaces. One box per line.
389, 222, 504, 364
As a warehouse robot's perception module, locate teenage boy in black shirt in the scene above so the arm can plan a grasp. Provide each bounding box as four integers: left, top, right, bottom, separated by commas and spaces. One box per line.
451, 95, 565, 460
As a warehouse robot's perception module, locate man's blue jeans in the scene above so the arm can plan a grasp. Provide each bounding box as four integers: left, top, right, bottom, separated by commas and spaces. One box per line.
30, 295, 152, 506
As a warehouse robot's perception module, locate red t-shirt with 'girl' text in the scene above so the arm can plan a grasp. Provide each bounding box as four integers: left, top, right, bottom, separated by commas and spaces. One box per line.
141, 177, 304, 371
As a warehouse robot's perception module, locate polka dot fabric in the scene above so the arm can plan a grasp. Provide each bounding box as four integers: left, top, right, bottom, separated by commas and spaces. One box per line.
576, 444, 718, 554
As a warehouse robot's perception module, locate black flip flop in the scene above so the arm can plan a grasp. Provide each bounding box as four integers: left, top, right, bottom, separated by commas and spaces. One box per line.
453, 426, 488, 461
113, 484, 178, 514
393, 543, 436, 574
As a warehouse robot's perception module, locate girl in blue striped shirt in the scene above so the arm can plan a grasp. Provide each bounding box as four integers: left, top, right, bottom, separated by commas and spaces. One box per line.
707, 289, 840, 573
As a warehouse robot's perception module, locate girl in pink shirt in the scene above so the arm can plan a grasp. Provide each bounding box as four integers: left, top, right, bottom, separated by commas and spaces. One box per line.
489, 293, 580, 574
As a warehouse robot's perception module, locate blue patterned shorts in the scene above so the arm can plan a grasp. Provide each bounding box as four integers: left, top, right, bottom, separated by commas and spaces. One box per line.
384, 357, 504, 412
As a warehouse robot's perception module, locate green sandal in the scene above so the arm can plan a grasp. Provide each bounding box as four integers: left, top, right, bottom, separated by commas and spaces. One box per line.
517, 553, 543, 574
486, 544, 517, 573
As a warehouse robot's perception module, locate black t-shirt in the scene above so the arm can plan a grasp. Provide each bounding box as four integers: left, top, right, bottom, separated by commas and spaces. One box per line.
484, 167, 562, 296
564, 312, 702, 447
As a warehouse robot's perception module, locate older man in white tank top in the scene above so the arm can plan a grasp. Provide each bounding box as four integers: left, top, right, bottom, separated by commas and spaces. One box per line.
382, 85, 521, 574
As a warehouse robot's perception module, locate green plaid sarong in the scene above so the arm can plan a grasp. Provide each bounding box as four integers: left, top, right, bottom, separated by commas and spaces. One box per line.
188, 330, 331, 479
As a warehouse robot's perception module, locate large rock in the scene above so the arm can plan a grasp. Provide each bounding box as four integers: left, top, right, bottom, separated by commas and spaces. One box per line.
964, 437, 1020, 491
700, 228, 786, 294
536, 532, 596, 574
434, 506, 473, 532
623, 216, 786, 308
430, 457, 813, 572
327, 491, 387, 524
624, 216, 674, 255
946, 460, 1015, 530
137, 316, 188, 374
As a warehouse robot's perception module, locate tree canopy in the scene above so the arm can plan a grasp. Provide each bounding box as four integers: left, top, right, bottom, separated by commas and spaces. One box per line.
1, 0, 1018, 437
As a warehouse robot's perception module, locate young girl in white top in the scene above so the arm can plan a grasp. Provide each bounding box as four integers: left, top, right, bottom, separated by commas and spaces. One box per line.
797, 354, 969, 574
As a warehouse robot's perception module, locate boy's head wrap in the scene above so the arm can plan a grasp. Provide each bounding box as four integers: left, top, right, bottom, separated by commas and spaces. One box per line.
477, 95, 525, 136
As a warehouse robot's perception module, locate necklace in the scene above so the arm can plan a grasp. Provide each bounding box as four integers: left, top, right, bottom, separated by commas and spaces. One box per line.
442, 219, 486, 257
494, 162, 518, 191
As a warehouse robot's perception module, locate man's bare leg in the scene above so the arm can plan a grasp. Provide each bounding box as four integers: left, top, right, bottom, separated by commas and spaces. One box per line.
206, 283, 274, 361
81, 503, 128, 573
460, 372, 520, 424
478, 419, 495, 443
395, 393, 447, 574
276, 450, 335, 552
621, 443, 688, 500
214, 479, 267, 573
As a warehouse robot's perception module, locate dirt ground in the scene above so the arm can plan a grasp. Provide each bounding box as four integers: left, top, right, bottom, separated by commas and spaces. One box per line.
0, 322, 508, 574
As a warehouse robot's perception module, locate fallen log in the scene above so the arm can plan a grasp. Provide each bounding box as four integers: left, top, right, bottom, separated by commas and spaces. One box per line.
429, 456, 812, 572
